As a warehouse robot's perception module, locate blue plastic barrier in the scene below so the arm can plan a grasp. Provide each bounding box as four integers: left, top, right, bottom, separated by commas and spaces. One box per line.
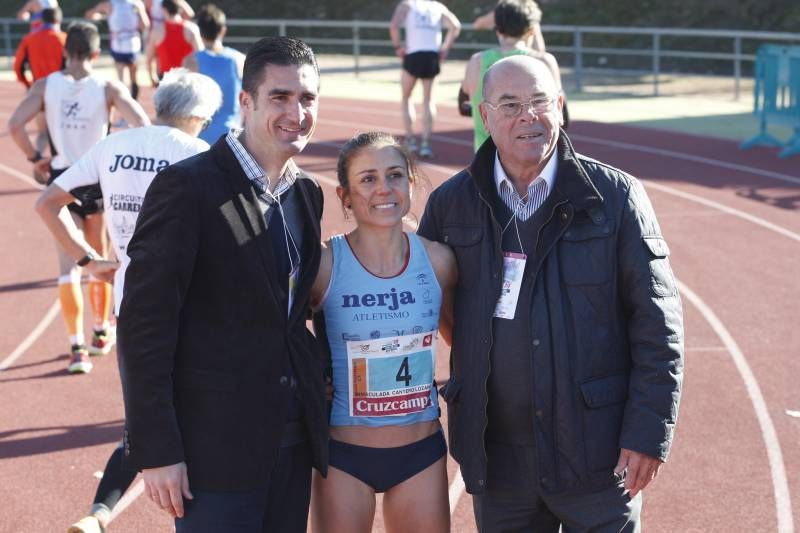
741, 44, 800, 158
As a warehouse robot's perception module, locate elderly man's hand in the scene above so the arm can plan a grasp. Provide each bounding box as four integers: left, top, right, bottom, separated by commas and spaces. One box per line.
614, 448, 663, 498
143, 462, 193, 518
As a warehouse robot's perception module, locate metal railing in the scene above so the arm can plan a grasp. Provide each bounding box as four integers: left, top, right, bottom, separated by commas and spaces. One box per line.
3, 17, 799, 99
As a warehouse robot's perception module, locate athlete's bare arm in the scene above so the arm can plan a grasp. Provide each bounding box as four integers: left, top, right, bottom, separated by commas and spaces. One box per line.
175, 0, 194, 19
438, 4, 461, 62
35, 184, 119, 283
389, 1, 410, 58
420, 237, 457, 346
16, 0, 42, 21
106, 80, 150, 127
184, 21, 203, 52
8, 77, 49, 172
472, 11, 494, 30
145, 25, 163, 85
135, 0, 150, 32
461, 51, 482, 97
84, 1, 111, 21
310, 240, 333, 309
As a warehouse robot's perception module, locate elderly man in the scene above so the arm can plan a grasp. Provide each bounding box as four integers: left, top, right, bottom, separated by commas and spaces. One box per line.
117, 37, 327, 532
418, 55, 683, 531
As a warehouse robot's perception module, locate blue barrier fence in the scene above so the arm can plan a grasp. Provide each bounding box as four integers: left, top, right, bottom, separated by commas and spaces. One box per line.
741, 44, 800, 158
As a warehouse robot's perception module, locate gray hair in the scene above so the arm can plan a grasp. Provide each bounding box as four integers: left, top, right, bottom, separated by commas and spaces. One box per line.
154, 68, 223, 122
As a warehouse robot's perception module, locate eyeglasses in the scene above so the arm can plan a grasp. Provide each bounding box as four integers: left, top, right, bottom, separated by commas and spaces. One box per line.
483, 95, 556, 118
201, 118, 211, 131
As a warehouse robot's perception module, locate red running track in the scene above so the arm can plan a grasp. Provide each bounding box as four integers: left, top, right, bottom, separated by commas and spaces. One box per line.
0, 81, 798, 532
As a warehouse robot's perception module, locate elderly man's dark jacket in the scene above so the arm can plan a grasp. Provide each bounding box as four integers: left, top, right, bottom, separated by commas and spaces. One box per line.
118, 139, 328, 490
417, 133, 684, 495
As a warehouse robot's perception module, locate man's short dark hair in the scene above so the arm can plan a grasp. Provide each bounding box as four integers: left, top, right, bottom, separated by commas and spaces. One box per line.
42, 7, 62, 25
494, 0, 541, 38
65, 21, 100, 60
161, 0, 179, 17
242, 36, 319, 97
196, 4, 226, 41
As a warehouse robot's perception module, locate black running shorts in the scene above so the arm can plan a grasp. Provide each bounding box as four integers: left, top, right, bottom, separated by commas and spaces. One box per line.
403, 51, 441, 79
49, 167, 104, 218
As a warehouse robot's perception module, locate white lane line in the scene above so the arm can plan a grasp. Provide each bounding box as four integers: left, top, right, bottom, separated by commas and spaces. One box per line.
786, 410, 800, 419
0, 299, 60, 372
448, 468, 466, 514
0, 161, 44, 189
0, 163, 53, 372
642, 181, 800, 243
108, 479, 144, 523
678, 280, 794, 533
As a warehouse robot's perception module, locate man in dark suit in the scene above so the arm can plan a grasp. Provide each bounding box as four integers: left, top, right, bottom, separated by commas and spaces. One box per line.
117, 37, 327, 532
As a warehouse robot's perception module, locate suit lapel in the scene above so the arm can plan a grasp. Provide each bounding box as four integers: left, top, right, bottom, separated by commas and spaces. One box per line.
212, 140, 285, 313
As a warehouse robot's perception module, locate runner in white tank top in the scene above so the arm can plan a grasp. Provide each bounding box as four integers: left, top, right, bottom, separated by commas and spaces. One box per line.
8, 21, 149, 375
86, 0, 150, 102
44, 71, 109, 170
109, 0, 143, 54
404, 0, 444, 54
390, 0, 460, 158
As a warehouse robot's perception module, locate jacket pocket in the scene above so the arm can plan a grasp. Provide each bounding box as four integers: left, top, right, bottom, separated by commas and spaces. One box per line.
175, 368, 238, 392
580, 373, 628, 471
442, 225, 483, 289
559, 222, 612, 286
643, 236, 677, 297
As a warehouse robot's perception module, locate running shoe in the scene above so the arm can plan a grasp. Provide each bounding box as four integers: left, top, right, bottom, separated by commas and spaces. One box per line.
419, 142, 433, 158
404, 136, 419, 154
89, 327, 116, 356
67, 345, 93, 374
67, 515, 104, 533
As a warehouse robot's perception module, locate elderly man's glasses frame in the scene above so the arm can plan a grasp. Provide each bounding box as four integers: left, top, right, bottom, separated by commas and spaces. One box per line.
483, 95, 557, 118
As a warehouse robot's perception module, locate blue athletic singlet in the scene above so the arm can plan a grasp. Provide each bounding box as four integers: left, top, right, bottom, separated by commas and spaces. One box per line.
195, 47, 241, 143
321, 233, 441, 427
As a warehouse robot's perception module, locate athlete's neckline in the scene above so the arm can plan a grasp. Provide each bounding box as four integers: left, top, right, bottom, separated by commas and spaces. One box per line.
344, 232, 411, 279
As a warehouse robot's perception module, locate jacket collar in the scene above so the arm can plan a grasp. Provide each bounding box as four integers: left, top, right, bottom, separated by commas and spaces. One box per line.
469, 131, 604, 214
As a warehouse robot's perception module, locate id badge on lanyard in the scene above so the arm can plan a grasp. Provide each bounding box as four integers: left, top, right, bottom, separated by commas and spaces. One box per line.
493, 252, 527, 320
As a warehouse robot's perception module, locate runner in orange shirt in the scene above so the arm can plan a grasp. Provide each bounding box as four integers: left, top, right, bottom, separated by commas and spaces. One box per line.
13, 7, 65, 183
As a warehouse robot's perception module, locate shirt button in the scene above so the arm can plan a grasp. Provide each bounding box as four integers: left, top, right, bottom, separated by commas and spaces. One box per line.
279, 376, 289, 386
532, 339, 540, 346
541, 477, 548, 484
536, 410, 543, 417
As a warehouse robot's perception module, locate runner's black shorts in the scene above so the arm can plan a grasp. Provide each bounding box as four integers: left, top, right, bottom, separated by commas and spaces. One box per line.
48, 167, 104, 218
403, 51, 440, 79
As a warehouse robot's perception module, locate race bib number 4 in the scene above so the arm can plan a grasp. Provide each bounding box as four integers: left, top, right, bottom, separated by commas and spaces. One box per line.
346, 331, 436, 417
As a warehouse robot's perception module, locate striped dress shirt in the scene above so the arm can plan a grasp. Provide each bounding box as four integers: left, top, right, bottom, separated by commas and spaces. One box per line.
494, 150, 558, 222
225, 128, 299, 210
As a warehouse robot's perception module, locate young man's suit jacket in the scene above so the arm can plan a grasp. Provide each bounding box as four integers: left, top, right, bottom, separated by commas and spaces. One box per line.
118, 138, 328, 490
